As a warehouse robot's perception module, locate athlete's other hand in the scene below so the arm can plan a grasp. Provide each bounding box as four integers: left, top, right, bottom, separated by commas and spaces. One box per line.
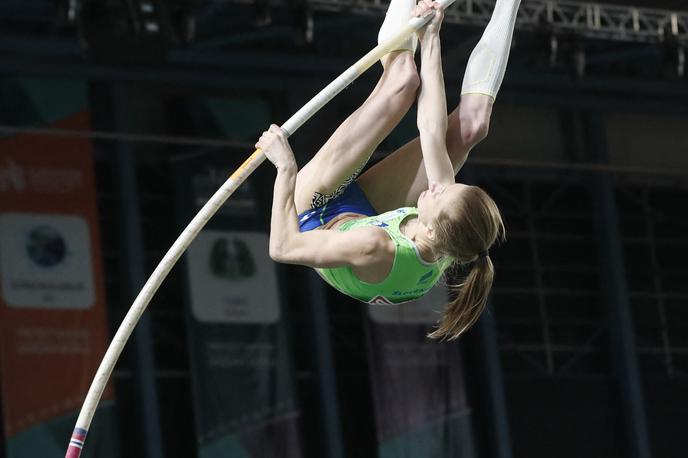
256, 125, 297, 171
415, 0, 443, 42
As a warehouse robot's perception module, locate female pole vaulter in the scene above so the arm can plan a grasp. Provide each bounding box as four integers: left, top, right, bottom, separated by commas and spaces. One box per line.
258, 0, 520, 340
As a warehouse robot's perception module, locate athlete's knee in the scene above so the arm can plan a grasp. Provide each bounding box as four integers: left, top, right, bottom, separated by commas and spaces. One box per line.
457, 100, 491, 147
383, 53, 420, 98
460, 116, 489, 147
397, 53, 420, 87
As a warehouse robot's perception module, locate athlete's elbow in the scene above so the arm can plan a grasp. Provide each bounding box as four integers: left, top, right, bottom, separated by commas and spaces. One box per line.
269, 245, 284, 262
270, 243, 304, 265
269, 239, 293, 263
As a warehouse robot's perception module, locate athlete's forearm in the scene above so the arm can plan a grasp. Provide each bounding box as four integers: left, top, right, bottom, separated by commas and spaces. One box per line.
269, 165, 301, 262
417, 33, 454, 185
418, 34, 446, 133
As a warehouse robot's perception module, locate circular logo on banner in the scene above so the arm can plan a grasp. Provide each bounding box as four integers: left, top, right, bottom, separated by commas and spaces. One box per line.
26, 225, 67, 268
0, 213, 95, 309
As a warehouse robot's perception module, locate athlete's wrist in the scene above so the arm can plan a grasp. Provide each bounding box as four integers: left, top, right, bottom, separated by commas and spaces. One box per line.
420, 32, 440, 51
275, 162, 297, 175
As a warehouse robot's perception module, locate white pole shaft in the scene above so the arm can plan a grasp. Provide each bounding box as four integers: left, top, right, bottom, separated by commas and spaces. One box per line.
66, 1, 455, 456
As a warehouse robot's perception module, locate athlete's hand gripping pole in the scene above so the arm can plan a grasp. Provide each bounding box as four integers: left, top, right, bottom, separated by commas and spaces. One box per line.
65, 1, 455, 456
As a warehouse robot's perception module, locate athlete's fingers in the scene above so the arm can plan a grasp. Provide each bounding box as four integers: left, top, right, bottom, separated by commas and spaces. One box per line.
269, 124, 284, 136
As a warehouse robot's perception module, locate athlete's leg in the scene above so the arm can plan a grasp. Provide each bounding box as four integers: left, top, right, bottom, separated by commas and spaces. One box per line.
293, 0, 419, 214
358, 94, 492, 211
358, 0, 520, 211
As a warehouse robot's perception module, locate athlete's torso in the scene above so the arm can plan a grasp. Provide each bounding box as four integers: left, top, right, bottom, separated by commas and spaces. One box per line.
316, 208, 453, 305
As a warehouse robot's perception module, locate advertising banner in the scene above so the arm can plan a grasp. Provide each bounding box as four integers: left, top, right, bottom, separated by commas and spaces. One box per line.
175, 155, 303, 458
366, 286, 476, 458
0, 112, 118, 457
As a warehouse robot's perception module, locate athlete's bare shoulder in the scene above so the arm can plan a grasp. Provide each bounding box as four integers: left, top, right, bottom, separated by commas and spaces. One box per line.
345, 226, 395, 282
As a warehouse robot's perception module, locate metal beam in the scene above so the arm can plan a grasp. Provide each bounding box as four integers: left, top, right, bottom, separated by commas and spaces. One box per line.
284, 91, 345, 458
1, 59, 688, 121
195, 15, 372, 48
463, 166, 514, 458
111, 83, 165, 458
585, 110, 652, 458
304, 0, 688, 44
474, 305, 514, 458
306, 271, 345, 458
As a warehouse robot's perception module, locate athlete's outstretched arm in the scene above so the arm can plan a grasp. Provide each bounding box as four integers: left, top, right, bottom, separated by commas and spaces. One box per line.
257, 126, 392, 268
356, 0, 520, 211
415, 1, 454, 187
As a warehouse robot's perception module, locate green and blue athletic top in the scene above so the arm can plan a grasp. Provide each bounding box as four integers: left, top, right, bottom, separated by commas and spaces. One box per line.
297, 182, 453, 304
318, 207, 453, 305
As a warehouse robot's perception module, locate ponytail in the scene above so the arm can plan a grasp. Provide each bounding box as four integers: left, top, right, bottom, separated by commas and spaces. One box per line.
428, 254, 495, 341
427, 184, 504, 341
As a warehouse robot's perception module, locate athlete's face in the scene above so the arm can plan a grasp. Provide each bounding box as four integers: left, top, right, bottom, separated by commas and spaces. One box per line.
417, 182, 467, 227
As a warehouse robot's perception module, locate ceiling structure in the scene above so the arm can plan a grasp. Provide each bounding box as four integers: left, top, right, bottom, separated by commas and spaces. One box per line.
303, 0, 688, 44
0, 0, 687, 100
2, 0, 688, 42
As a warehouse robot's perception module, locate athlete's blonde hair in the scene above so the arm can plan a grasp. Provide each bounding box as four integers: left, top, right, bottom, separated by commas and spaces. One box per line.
428, 185, 504, 341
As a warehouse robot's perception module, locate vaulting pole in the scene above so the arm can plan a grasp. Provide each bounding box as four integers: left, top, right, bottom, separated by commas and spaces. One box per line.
65, 2, 455, 456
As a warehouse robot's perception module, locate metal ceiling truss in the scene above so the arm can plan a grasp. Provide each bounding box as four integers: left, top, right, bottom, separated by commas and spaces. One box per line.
304, 0, 688, 45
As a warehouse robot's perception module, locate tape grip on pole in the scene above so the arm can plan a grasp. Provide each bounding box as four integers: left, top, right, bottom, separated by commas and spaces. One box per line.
65, 428, 88, 458
229, 148, 264, 181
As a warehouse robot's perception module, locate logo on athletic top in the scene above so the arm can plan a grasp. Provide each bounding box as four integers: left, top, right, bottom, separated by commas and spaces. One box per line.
372, 221, 389, 228
299, 211, 316, 222
368, 295, 394, 305
418, 270, 434, 285
377, 209, 407, 223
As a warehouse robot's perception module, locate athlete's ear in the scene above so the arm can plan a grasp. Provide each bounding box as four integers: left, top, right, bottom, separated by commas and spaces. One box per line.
425, 224, 436, 241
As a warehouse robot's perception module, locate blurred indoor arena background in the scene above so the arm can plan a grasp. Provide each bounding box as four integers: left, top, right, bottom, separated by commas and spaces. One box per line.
0, 0, 687, 457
